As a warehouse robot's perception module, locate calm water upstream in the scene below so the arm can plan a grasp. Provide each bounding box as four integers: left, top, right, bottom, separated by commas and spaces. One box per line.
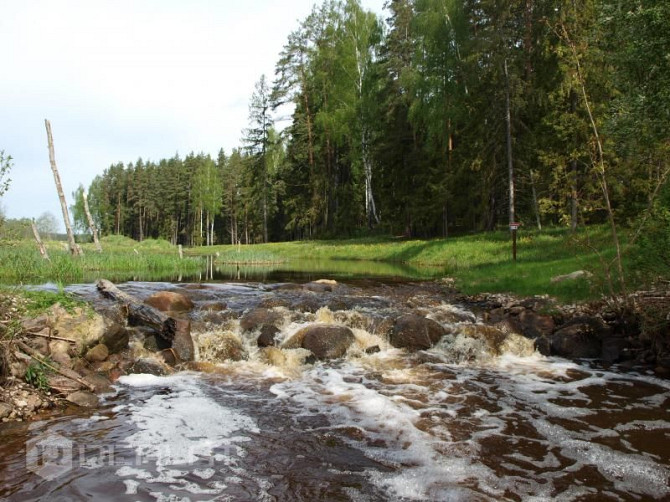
0, 278, 668, 501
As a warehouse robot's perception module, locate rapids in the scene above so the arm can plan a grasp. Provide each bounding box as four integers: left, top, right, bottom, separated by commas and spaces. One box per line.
1, 279, 668, 501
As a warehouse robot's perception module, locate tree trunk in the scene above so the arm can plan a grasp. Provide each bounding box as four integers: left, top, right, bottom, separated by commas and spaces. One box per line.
44, 119, 81, 256
30, 220, 50, 261
96, 279, 176, 341
83, 190, 102, 252
504, 60, 515, 226
530, 170, 542, 230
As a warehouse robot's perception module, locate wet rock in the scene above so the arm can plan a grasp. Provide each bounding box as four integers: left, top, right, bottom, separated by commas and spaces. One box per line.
291, 298, 321, 313
390, 314, 447, 351
101, 321, 129, 354
85, 343, 109, 363
283, 324, 356, 360
654, 366, 670, 378
66, 390, 99, 408
200, 301, 228, 313
510, 310, 555, 339
171, 319, 195, 362
601, 337, 632, 364
365, 345, 381, 354
130, 357, 173, 376
240, 308, 282, 332
81, 371, 113, 394
257, 325, 279, 348
143, 332, 171, 352
259, 297, 291, 309
0, 402, 12, 420
145, 291, 194, 313
303, 281, 334, 293
549, 316, 609, 359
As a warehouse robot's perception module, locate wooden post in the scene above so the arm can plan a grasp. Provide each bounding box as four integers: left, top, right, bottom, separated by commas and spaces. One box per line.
83, 190, 102, 252
30, 220, 50, 261
178, 244, 183, 259
44, 119, 81, 256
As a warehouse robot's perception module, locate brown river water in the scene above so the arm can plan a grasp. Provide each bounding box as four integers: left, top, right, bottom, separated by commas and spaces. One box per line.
0, 278, 668, 501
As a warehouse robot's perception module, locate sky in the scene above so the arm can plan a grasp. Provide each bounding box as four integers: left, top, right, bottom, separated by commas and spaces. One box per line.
0, 0, 387, 229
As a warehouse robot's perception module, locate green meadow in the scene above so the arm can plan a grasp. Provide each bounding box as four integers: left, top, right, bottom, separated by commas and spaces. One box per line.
0, 226, 634, 302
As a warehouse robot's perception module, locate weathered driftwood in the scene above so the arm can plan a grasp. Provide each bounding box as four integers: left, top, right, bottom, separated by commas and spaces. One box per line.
83, 190, 102, 252
30, 220, 50, 261
96, 279, 176, 341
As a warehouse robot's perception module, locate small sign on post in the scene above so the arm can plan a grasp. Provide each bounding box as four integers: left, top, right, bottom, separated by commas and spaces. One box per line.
510, 222, 521, 261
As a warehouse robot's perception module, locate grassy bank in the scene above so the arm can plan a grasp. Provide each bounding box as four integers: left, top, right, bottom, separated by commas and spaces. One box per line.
0, 236, 204, 285
189, 226, 628, 301
0, 227, 632, 302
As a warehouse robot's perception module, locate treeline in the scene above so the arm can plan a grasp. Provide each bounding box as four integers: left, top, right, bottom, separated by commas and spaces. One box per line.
78, 0, 670, 245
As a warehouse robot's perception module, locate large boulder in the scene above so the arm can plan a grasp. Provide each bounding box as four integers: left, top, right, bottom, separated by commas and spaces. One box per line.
282, 324, 355, 360
257, 325, 280, 348
390, 314, 447, 351
510, 310, 555, 339
547, 316, 610, 359
240, 308, 282, 333
145, 291, 194, 313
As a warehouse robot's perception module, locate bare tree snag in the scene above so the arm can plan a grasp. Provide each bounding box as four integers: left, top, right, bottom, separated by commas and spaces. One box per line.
83, 190, 102, 252
30, 219, 50, 261
45, 119, 81, 256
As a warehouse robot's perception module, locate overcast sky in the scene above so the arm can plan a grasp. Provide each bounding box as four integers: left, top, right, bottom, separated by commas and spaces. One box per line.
0, 0, 386, 228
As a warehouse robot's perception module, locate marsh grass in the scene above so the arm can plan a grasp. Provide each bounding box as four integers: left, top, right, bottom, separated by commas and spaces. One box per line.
0, 237, 204, 285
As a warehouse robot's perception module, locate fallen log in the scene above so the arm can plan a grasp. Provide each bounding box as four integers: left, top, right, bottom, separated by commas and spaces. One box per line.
96, 279, 194, 362
96, 279, 176, 341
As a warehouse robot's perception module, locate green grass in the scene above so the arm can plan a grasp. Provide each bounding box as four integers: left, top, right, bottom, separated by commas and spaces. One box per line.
0, 226, 635, 302
0, 238, 204, 285
188, 225, 630, 301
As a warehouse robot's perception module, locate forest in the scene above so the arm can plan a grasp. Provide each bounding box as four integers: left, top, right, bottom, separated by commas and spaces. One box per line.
70, 0, 669, 247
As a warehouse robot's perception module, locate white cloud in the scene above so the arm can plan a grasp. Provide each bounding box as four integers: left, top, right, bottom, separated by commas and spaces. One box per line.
0, 0, 387, 227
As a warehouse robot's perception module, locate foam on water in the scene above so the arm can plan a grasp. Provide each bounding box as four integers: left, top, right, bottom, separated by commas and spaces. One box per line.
268, 348, 670, 500
114, 373, 259, 498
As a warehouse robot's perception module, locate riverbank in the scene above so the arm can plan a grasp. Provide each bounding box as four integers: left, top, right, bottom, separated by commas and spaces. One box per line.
1, 276, 669, 425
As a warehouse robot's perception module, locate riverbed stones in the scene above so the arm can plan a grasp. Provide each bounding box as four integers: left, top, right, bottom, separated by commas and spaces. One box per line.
390, 314, 447, 351
101, 321, 129, 354
85, 343, 109, 363
66, 390, 99, 408
283, 324, 356, 359
0, 402, 12, 420
130, 357, 173, 376
240, 308, 282, 333
145, 291, 194, 313
547, 316, 610, 359
257, 325, 280, 347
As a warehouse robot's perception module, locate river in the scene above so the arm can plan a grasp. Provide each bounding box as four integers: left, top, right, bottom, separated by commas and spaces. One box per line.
0, 278, 668, 501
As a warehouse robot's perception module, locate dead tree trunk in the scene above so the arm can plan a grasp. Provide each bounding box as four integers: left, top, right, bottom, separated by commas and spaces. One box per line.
83, 190, 102, 252
45, 119, 82, 256
96, 279, 176, 341
30, 220, 50, 261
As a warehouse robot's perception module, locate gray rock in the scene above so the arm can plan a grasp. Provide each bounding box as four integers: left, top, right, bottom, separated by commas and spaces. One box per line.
66, 391, 99, 408
550, 270, 593, 283
0, 402, 12, 419
549, 316, 609, 359
390, 314, 447, 351
240, 308, 281, 332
